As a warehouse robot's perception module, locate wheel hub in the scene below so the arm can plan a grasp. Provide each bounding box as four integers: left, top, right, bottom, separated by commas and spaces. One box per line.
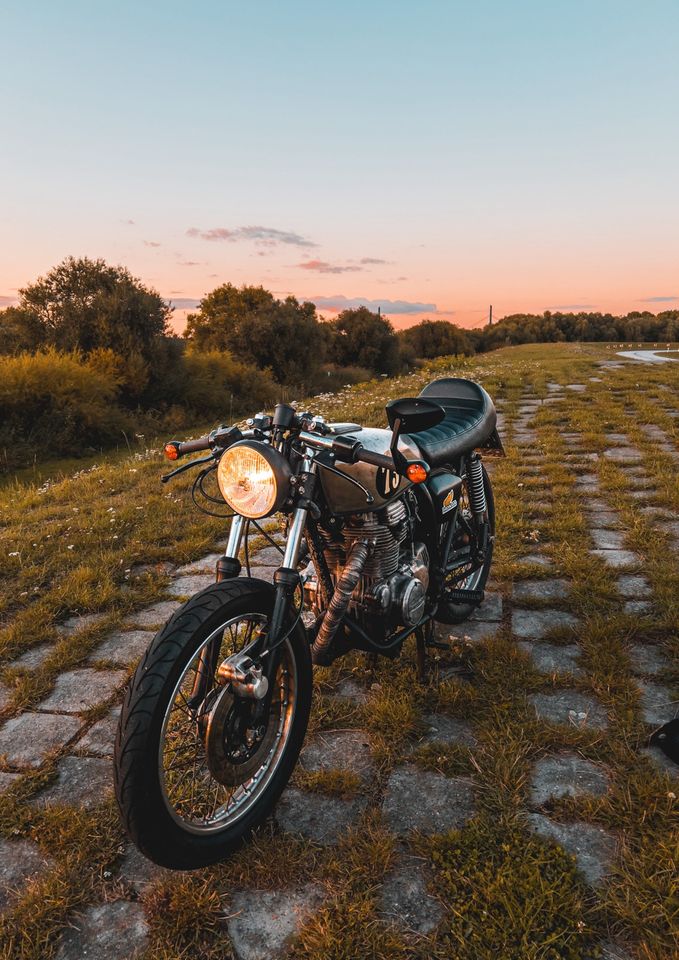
203, 684, 278, 786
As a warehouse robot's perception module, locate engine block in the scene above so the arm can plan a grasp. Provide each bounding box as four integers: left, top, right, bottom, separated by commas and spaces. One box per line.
317, 499, 428, 628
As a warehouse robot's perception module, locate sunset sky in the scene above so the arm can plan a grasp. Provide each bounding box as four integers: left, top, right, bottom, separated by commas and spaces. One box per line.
1, 1, 678, 331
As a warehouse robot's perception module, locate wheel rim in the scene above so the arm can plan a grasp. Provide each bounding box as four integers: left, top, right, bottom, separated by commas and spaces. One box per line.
446, 478, 489, 593
158, 612, 297, 835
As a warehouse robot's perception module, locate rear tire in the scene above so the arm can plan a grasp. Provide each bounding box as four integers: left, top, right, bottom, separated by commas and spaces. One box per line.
435, 464, 495, 624
114, 578, 312, 869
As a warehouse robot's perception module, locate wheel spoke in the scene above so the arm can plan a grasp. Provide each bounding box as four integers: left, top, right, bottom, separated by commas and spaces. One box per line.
158, 611, 297, 834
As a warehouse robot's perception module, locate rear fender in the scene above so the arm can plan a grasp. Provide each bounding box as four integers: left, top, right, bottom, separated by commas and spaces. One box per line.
477, 427, 505, 458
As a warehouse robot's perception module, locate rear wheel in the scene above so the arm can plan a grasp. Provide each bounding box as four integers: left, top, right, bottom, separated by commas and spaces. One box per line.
435, 464, 495, 624
114, 579, 311, 869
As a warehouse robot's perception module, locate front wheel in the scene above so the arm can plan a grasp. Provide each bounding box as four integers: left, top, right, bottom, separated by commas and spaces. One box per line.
114, 578, 312, 869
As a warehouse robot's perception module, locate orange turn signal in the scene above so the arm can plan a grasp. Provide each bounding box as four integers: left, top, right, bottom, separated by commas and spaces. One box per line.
406, 462, 428, 483
164, 442, 179, 461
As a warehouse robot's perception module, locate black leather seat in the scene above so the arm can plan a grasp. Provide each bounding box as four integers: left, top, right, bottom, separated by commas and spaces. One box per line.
406, 377, 497, 467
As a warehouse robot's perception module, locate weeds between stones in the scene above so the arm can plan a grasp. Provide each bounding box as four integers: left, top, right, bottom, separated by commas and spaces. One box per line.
0, 343, 677, 958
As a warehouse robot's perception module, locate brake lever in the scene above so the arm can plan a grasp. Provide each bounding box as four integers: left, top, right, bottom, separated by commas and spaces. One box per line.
161, 453, 216, 484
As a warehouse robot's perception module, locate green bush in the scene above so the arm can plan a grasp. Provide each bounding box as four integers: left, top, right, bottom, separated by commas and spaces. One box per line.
0, 349, 132, 467
179, 350, 278, 419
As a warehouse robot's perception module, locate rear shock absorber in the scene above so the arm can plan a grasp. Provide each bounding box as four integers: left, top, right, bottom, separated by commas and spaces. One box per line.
468, 454, 487, 517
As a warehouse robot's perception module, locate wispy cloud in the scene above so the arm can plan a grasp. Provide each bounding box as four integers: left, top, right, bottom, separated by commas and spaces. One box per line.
358, 257, 391, 265
549, 303, 596, 310
187, 225, 316, 248
178, 260, 201, 267
0, 294, 18, 307
121, 218, 135, 225
298, 260, 363, 275
639, 295, 678, 303
143, 240, 161, 248
310, 295, 436, 315
166, 297, 201, 310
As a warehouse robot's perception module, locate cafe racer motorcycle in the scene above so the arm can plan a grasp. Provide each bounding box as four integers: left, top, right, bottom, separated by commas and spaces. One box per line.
114, 377, 503, 868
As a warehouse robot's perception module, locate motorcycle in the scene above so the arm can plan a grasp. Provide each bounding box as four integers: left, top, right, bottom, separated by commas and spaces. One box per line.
114, 376, 503, 868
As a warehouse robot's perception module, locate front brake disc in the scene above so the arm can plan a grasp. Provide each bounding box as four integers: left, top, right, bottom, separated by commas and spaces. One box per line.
204, 684, 279, 786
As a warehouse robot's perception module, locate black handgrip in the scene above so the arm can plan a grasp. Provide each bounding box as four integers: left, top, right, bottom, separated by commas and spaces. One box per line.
164, 436, 211, 460
179, 436, 212, 454
355, 446, 397, 471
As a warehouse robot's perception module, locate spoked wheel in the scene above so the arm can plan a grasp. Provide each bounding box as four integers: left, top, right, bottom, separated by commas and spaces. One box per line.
435, 464, 495, 624
114, 579, 311, 869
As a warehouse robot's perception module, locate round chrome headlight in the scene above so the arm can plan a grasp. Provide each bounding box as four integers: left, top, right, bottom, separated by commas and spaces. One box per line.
216, 440, 291, 519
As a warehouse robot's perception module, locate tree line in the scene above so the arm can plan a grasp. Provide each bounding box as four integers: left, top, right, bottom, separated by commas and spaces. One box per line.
0, 255, 676, 469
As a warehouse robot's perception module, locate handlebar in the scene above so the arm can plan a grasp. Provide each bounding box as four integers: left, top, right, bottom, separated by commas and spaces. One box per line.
298, 430, 399, 473
164, 436, 212, 460
354, 446, 395, 470
164, 425, 243, 461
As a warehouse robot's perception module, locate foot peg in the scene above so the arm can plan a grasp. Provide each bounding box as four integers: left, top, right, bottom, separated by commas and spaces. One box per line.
446, 588, 485, 604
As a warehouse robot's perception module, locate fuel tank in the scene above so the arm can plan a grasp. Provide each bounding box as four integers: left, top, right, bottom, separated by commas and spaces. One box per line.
318, 427, 422, 514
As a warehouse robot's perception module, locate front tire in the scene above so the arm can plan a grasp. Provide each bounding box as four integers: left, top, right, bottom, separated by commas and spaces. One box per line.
114, 578, 312, 869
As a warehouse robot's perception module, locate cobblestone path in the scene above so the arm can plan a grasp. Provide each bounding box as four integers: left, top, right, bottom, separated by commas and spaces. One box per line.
1, 352, 677, 959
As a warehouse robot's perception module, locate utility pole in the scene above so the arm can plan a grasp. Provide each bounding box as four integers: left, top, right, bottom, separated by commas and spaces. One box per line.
488, 304, 493, 326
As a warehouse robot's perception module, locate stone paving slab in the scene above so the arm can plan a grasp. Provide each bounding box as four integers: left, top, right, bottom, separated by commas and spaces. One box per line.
640, 745, 678, 780
89, 629, 152, 666
591, 549, 640, 569
382, 765, 475, 835
519, 552, 554, 569
469, 591, 503, 621
299, 730, 374, 781
227, 884, 326, 960
275, 787, 366, 845
174, 552, 223, 575
603, 447, 642, 462
333, 677, 370, 705
591, 529, 626, 550
0, 771, 21, 792
417, 714, 477, 749
31, 755, 113, 809
628, 645, 666, 676
75, 707, 121, 757
637, 683, 678, 726
37, 668, 127, 714
0, 838, 53, 911
56, 612, 106, 636
584, 509, 620, 528
529, 754, 609, 806
166, 573, 215, 597
243, 565, 276, 580
55, 901, 149, 960
116, 844, 174, 893
526, 814, 616, 886
529, 691, 609, 730
250, 546, 284, 566
623, 600, 652, 616
518, 642, 583, 678
443, 620, 501, 645
12, 643, 55, 671
512, 579, 570, 602
616, 574, 652, 597
511, 609, 578, 639
126, 599, 180, 629
0, 712, 83, 768
378, 852, 443, 935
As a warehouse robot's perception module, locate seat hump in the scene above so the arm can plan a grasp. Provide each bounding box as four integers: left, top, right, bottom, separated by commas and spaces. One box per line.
405, 377, 497, 467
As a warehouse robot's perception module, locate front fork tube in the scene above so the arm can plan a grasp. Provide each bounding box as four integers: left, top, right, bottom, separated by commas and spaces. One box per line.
263, 504, 308, 681
189, 514, 246, 709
